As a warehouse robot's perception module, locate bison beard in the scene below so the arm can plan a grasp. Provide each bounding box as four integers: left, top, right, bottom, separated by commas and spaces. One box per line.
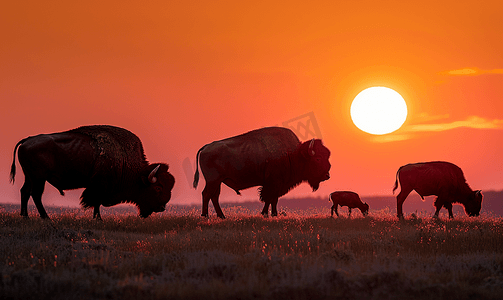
308, 179, 321, 192
10, 125, 175, 219
193, 127, 331, 218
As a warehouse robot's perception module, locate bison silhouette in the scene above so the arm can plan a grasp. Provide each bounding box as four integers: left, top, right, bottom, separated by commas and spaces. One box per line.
193, 127, 331, 218
329, 191, 369, 217
10, 125, 175, 219
393, 161, 482, 219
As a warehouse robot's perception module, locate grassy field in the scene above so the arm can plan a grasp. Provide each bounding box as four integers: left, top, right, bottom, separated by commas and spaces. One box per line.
1, 204, 503, 300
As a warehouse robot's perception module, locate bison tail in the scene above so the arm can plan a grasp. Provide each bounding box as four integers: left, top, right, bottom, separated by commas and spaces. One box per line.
392, 167, 401, 194
10, 162, 16, 184
193, 169, 200, 189
10, 138, 28, 184
193, 145, 205, 189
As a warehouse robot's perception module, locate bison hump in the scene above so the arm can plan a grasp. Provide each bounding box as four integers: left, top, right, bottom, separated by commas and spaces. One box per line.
70, 125, 148, 182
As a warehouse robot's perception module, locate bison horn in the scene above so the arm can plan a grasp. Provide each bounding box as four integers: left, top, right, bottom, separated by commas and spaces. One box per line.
148, 165, 160, 184
309, 139, 316, 156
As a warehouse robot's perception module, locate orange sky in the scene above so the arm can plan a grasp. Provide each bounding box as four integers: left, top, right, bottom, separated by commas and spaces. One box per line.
1, 0, 502, 207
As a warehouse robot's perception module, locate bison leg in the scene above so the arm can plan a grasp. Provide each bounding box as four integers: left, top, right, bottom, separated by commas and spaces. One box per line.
260, 198, 279, 216
334, 204, 339, 217
20, 178, 32, 218
31, 180, 49, 219
261, 202, 270, 217
260, 186, 279, 217
444, 202, 454, 219
270, 198, 279, 217
201, 192, 210, 218
210, 185, 225, 219
201, 182, 225, 218
433, 196, 454, 218
433, 197, 443, 218
93, 206, 102, 220
348, 207, 352, 218
396, 187, 412, 219
201, 183, 216, 217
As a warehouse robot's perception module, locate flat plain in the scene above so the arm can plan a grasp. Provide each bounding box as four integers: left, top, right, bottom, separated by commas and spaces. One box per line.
1, 203, 503, 300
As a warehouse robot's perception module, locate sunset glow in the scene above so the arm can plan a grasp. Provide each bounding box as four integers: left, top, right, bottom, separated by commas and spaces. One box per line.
1, 1, 502, 205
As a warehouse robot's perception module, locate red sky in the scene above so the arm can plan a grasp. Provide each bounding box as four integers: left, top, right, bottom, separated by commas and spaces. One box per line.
1, 0, 502, 207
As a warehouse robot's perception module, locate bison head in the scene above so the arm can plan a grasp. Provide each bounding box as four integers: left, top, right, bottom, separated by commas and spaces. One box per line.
464, 190, 483, 217
362, 202, 370, 216
300, 139, 331, 191
138, 163, 175, 218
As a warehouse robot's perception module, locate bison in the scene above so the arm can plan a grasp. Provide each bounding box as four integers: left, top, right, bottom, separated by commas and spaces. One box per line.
393, 161, 482, 219
10, 125, 175, 219
329, 191, 369, 217
193, 127, 331, 218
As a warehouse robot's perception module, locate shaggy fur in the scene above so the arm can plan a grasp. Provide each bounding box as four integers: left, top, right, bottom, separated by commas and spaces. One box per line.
10, 125, 175, 219
193, 127, 331, 218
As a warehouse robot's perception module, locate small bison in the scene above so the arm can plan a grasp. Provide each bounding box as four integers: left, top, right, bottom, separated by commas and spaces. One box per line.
329, 191, 369, 217
393, 161, 482, 219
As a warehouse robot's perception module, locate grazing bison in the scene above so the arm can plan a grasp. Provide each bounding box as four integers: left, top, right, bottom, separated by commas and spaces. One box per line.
193, 127, 331, 218
329, 191, 369, 217
393, 161, 482, 219
10, 125, 175, 219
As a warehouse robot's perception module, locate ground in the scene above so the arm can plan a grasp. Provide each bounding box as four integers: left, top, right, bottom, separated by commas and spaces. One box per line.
1, 203, 503, 300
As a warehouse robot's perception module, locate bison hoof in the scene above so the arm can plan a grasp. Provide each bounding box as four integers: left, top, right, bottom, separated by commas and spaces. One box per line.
217, 214, 226, 219
397, 214, 404, 220
201, 213, 209, 218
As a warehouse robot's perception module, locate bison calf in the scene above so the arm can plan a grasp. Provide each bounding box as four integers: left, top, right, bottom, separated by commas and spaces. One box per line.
329, 191, 369, 217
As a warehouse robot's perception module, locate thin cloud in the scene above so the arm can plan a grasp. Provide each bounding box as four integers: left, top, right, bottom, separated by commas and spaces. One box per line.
372, 115, 503, 143
406, 116, 503, 132
415, 113, 450, 123
372, 134, 411, 143
439, 67, 503, 76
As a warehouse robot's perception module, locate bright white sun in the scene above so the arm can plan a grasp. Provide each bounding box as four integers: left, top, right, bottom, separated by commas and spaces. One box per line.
350, 87, 408, 135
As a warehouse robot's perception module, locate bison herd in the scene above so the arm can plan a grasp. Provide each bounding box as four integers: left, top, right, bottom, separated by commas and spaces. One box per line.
9, 125, 483, 220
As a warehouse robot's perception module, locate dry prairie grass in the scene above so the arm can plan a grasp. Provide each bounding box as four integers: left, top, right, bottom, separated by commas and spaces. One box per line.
1, 205, 503, 300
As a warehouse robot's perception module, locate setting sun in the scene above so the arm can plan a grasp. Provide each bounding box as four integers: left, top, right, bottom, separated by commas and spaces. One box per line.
350, 87, 408, 135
